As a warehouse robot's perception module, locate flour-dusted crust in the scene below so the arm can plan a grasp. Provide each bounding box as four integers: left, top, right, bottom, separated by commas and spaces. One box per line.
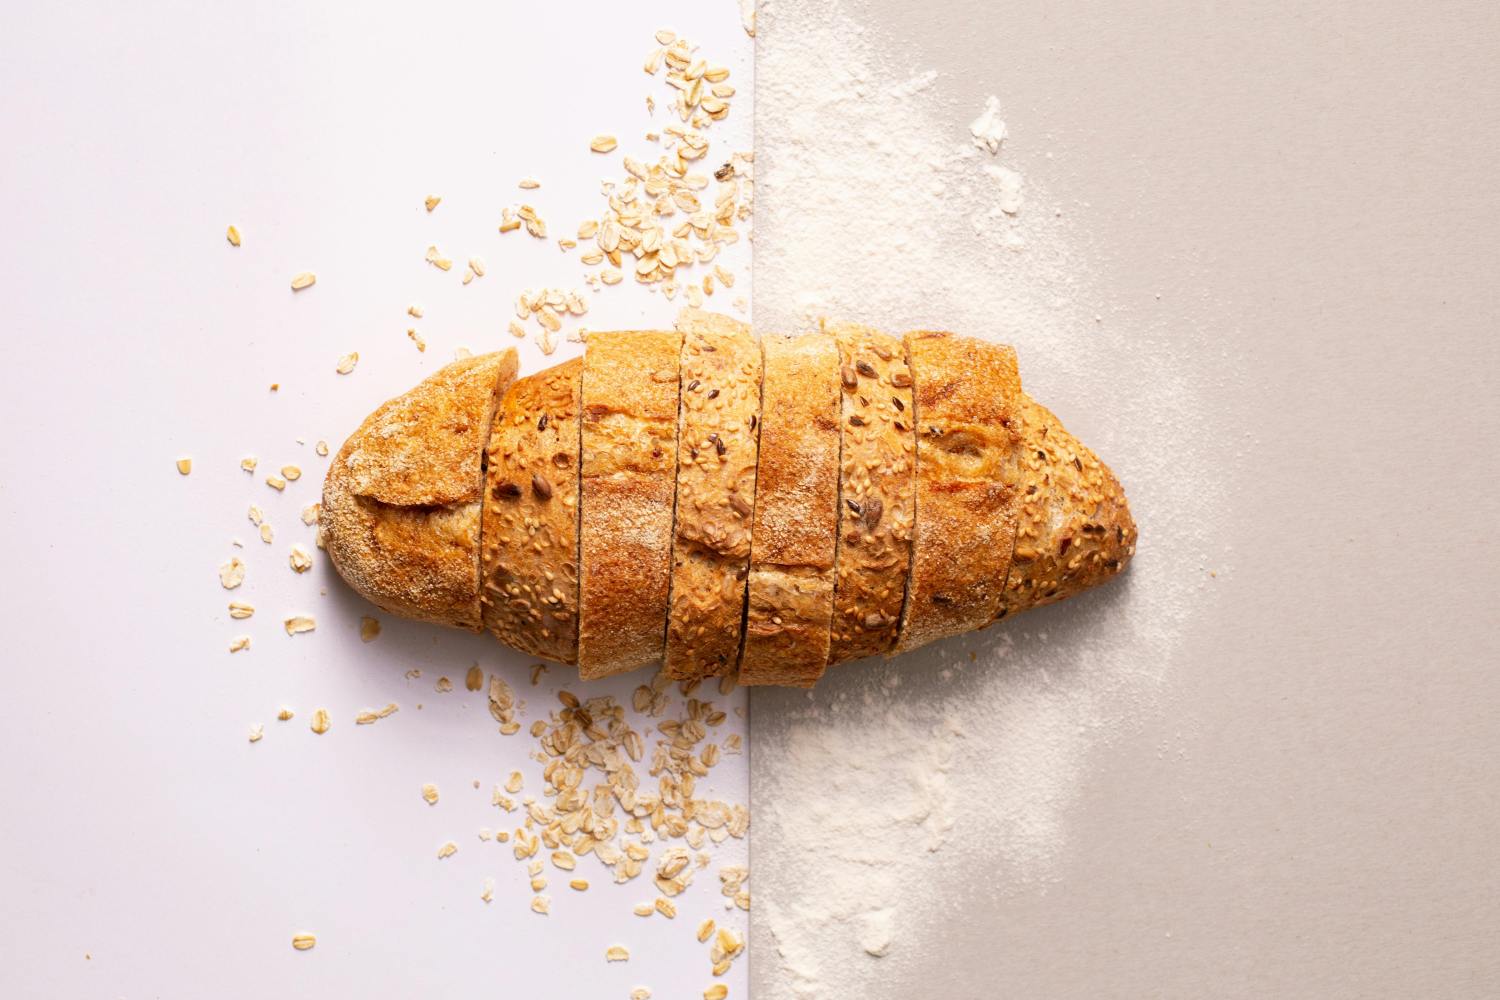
480, 357, 583, 664
577, 330, 683, 679
663, 310, 763, 681
825, 322, 918, 665
998, 394, 1137, 617
323, 350, 518, 630
897, 330, 1021, 652
739, 332, 841, 687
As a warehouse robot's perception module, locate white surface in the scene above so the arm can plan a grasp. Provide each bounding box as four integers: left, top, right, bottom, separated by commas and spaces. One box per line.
0, 2, 751, 997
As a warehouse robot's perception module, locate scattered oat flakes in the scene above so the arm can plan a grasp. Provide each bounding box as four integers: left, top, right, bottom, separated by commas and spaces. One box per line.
606, 945, 630, 962
359, 616, 381, 642
421, 783, 439, 806
704, 987, 728, 1000
438, 841, 457, 860
289, 544, 313, 573
266, 474, 287, 491
277, 708, 294, 721
228, 601, 255, 619
505, 771, 524, 794
425, 245, 453, 270
435, 676, 453, 693
529, 663, 548, 686
424, 195, 441, 212
310, 708, 330, 734
281, 464, 301, 481
219, 557, 246, 589
290, 272, 316, 291
315, 440, 329, 457
465, 664, 483, 692
229, 636, 251, 653
407, 328, 426, 352
240, 456, 258, 473
654, 897, 676, 918
335, 352, 358, 375
480, 878, 495, 903
301, 503, 321, 526
407, 304, 423, 318
519, 177, 540, 189
225, 225, 241, 247
248, 724, 264, 743
291, 934, 316, 952
356, 703, 398, 725
285, 615, 316, 636
570, 879, 589, 891
259, 522, 274, 544
631, 991, 652, 1000
530, 895, 550, 915
697, 918, 716, 942
176, 457, 192, 475
590, 135, 619, 153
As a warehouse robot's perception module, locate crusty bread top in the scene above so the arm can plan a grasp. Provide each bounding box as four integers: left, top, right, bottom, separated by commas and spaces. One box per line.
897, 330, 1021, 652
739, 332, 841, 687
663, 311, 763, 680
747, 333, 841, 569
826, 321, 918, 664
577, 330, 683, 679
323, 350, 518, 630
999, 394, 1137, 617
480, 357, 583, 664
339, 352, 514, 507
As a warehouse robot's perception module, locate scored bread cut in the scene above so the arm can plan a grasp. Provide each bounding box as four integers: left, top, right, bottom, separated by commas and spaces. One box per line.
663, 310, 763, 681
480, 357, 583, 663
826, 321, 918, 665
739, 332, 842, 686
998, 394, 1138, 618
577, 330, 683, 679
322, 350, 518, 630
897, 330, 1021, 651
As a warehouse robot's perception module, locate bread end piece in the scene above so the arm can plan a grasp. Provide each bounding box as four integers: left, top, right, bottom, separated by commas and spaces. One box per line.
998, 394, 1137, 617
322, 350, 519, 630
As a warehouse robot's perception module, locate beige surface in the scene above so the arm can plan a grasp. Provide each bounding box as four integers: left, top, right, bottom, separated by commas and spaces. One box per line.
751, 1, 1500, 997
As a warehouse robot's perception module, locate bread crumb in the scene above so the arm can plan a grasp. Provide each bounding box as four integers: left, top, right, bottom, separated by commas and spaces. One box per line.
359, 616, 381, 642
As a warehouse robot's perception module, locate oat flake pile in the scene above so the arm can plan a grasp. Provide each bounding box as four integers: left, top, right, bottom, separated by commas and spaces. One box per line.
750, 1, 1226, 997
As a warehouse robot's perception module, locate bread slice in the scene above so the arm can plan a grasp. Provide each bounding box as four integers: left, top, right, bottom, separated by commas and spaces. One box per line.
897, 330, 1022, 652
577, 330, 683, 679
480, 357, 583, 664
663, 310, 763, 681
825, 322, 918, 665
997, 394, 1138, 617
739, 332, 841, 686
322, 350, 519, 630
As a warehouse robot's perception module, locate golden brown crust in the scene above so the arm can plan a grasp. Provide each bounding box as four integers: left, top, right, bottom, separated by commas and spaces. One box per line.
664, 310, 763, 681
480, 357, 583, 663
739, 332, 841, 687
897, 331, 1021, 653
998, 394, 1137, 617
826, 322, 917, 665
577, 330, 683, 679
323, 351, 519, 630
337, 352, 513, 507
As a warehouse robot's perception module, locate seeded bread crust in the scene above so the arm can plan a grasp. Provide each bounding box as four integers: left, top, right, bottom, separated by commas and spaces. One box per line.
897, 331, 1022, 652
998, 394, 1138, 617
825, 322, 918, 665
663, 310, 763, 681
577, 330, 683, 679
323, 351, 518, 630
480, 357, 583, 664
739, 332, 841, 687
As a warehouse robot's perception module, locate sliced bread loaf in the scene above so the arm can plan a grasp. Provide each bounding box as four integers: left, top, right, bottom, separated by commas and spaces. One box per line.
577, 330, 683, 679
663, 310, 763, 681
739, 332, 841, 686
480, 357, 583, 663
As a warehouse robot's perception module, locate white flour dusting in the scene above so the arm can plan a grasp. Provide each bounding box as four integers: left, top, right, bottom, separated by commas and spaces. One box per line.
751, 1, 1226, 997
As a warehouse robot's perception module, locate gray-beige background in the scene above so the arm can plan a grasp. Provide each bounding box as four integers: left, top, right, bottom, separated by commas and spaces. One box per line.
751, 1, 1499, 996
